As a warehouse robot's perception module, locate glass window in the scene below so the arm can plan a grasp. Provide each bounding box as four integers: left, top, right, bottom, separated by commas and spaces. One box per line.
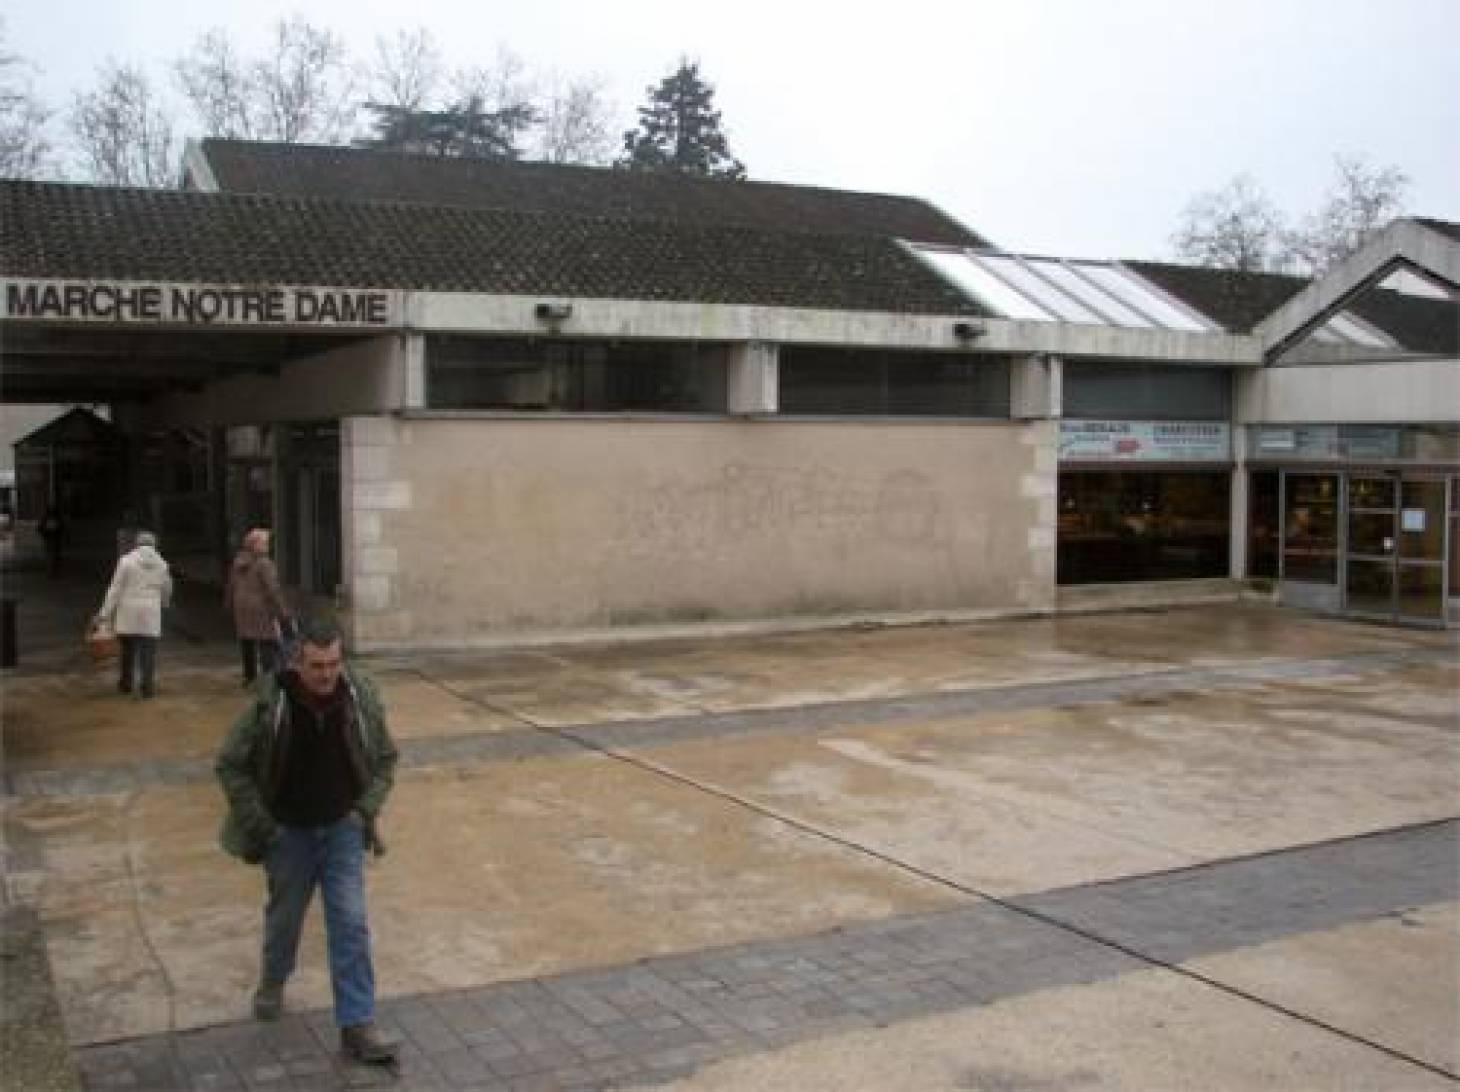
1032, 261, 1155, 327
1057, 471, 1230, 584
1064, 363, 1231, 420
1248, 470, 1279, 579
1448, 477, 1459, 597
427, 336, 728, 413
1076, 264, 1211, 332
1348, 513, 1396, 557
1397, 565, 1445, 621
916, 250, 1054, 321
1399, 479, 1446, 562
1348, 477, 1396, 510
1346, 559, 1395, 615
1283, 473, 1338, 584
1325, 311, 1396, 349
779, 348, 1011, 417
975, 256, 1102, 323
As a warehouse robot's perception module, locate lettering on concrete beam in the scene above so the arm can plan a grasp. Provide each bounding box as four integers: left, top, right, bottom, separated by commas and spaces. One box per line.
3, 280, 396, 328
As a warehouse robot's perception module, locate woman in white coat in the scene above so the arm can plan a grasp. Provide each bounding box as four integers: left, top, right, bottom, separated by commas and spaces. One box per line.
96, 530, 173, 698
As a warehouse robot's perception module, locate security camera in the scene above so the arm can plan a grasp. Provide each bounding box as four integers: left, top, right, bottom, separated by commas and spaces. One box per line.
534, 302, 573, 323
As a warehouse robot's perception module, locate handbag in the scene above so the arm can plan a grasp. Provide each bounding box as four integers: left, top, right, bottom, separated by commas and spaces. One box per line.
86, 620, 120, 662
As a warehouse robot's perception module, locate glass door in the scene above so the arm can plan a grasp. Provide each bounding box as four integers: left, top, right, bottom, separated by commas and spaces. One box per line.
1396, 478, 1447, 624
1344, 475, 1397, 618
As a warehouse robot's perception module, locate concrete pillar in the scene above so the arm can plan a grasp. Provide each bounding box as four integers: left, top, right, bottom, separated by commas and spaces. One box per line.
340, 415, 412, 649
1010, 354, 1062, 420
1229, 426, 1249, 580
402, 333, 426, 410
727, 342, 778, 415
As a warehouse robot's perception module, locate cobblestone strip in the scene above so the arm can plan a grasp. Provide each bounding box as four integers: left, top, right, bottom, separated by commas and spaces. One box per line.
8, 646, 1455, 798
74, 820, 1459, 1091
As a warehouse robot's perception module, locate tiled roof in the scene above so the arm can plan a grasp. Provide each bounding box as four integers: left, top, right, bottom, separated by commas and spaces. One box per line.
1128, 258, 1455, 354
0, 181, 987, 316
197, 139, 990, 247
1125, 260, 1307, 334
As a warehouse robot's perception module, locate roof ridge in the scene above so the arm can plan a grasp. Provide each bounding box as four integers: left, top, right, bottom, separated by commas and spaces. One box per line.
198, 137, 957, 207
3, 176, 946, 250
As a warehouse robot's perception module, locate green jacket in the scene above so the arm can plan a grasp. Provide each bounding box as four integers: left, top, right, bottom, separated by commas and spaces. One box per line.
215, 666, 399, 863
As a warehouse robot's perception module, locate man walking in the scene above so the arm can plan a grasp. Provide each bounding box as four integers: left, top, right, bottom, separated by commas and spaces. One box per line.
215, 618, 400, 1064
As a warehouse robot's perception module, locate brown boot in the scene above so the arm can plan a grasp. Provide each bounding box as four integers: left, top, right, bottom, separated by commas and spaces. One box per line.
341, 1022, 398, 1064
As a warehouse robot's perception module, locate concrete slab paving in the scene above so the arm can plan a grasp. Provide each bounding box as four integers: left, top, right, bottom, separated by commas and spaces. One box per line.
3, 598, 1458, 1089
1184, 900, 1459, 1075
7, 752, 957, 1045
71, 821, 1459, 1090
641, 960, 1457, 1092
621, 659, 1460, 894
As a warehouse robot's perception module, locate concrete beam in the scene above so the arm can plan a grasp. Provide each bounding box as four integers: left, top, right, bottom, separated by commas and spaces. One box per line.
409, 292, 1261, 365
1256, 219, 1460, 361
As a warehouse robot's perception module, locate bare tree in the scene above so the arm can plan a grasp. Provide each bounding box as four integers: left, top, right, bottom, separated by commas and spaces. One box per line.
1171, 174, 1284, 272
175, 29, 256, 138
0, 20, 54, 178
254, 16, 356, 143
367, 27, 443, 112
178, 19, 355, 144
536, 74, 613, 165
1281, 155, 1409, 273
70, 62, 176, 186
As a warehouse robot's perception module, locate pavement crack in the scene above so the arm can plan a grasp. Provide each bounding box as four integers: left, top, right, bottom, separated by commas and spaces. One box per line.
429, 668, 1460, 1085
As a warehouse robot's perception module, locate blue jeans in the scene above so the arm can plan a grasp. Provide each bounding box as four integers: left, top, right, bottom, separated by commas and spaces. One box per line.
262, 816, 375, 1027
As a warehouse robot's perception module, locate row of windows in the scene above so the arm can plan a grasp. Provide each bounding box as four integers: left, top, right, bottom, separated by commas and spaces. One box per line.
426, 337, 1232, 420
427, 337, 1015, 416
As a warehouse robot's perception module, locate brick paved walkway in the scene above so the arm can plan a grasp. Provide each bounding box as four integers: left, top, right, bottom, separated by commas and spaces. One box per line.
74, 820, 1459, 1091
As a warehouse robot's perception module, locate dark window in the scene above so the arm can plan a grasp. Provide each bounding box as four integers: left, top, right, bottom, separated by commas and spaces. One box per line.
779, 348, 1010, 416
427, 336, 728, 413
1057, 471, 1230, 584
1064, 362, 1230, 420
1248, 470, 1279, 579
1282, 473, 1338, 584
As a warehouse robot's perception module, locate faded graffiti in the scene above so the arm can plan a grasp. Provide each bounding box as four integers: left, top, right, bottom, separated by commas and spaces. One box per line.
614, 463, 950, 561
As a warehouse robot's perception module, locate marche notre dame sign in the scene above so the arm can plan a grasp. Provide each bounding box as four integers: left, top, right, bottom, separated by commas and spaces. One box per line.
2, 279, 399, 328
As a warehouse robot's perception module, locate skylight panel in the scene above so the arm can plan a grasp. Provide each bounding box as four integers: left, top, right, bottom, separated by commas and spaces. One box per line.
974, 255, 1102, 323
1325, 310, 1398, 349
1079, 264, 1212, 331
1036, 260, 1156, 327
916, 249, 1054, 321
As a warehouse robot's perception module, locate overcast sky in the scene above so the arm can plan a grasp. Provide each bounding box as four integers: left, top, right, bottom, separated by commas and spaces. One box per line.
9, 0, 1458, 260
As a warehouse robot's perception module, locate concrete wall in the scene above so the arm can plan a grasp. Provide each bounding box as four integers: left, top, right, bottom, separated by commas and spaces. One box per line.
1236, 359, 1460, 425
343, 415, 1055, 649
139, 335, 407, 429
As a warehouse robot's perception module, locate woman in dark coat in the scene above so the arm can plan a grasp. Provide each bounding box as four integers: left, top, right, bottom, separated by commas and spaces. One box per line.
225, 528, 289, 686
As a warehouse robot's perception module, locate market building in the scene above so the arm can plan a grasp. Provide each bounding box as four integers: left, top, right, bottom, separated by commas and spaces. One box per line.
1, 141, 1455, 645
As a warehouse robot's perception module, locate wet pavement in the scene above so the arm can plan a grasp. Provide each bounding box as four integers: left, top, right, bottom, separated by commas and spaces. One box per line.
1, 561, 1457, 1090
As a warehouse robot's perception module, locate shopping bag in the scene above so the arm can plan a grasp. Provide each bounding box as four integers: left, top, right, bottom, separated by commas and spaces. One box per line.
86, 620, 120, 663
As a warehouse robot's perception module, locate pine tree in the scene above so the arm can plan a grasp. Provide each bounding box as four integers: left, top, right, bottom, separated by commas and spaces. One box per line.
360, 96, 536, 158
617, 60, 744, 179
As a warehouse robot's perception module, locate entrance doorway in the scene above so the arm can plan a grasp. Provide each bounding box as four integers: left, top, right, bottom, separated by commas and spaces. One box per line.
1280, 469, 1451, 626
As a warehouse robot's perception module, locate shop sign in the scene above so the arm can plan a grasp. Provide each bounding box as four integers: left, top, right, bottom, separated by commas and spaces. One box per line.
1252, 424, 1401, 460
1338, 426, 1401, 460
2, 278, 398, 328
1059, 420, 1230, 462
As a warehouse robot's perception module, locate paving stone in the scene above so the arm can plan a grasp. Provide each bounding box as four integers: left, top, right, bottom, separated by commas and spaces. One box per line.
75, 811, 1457, 1090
